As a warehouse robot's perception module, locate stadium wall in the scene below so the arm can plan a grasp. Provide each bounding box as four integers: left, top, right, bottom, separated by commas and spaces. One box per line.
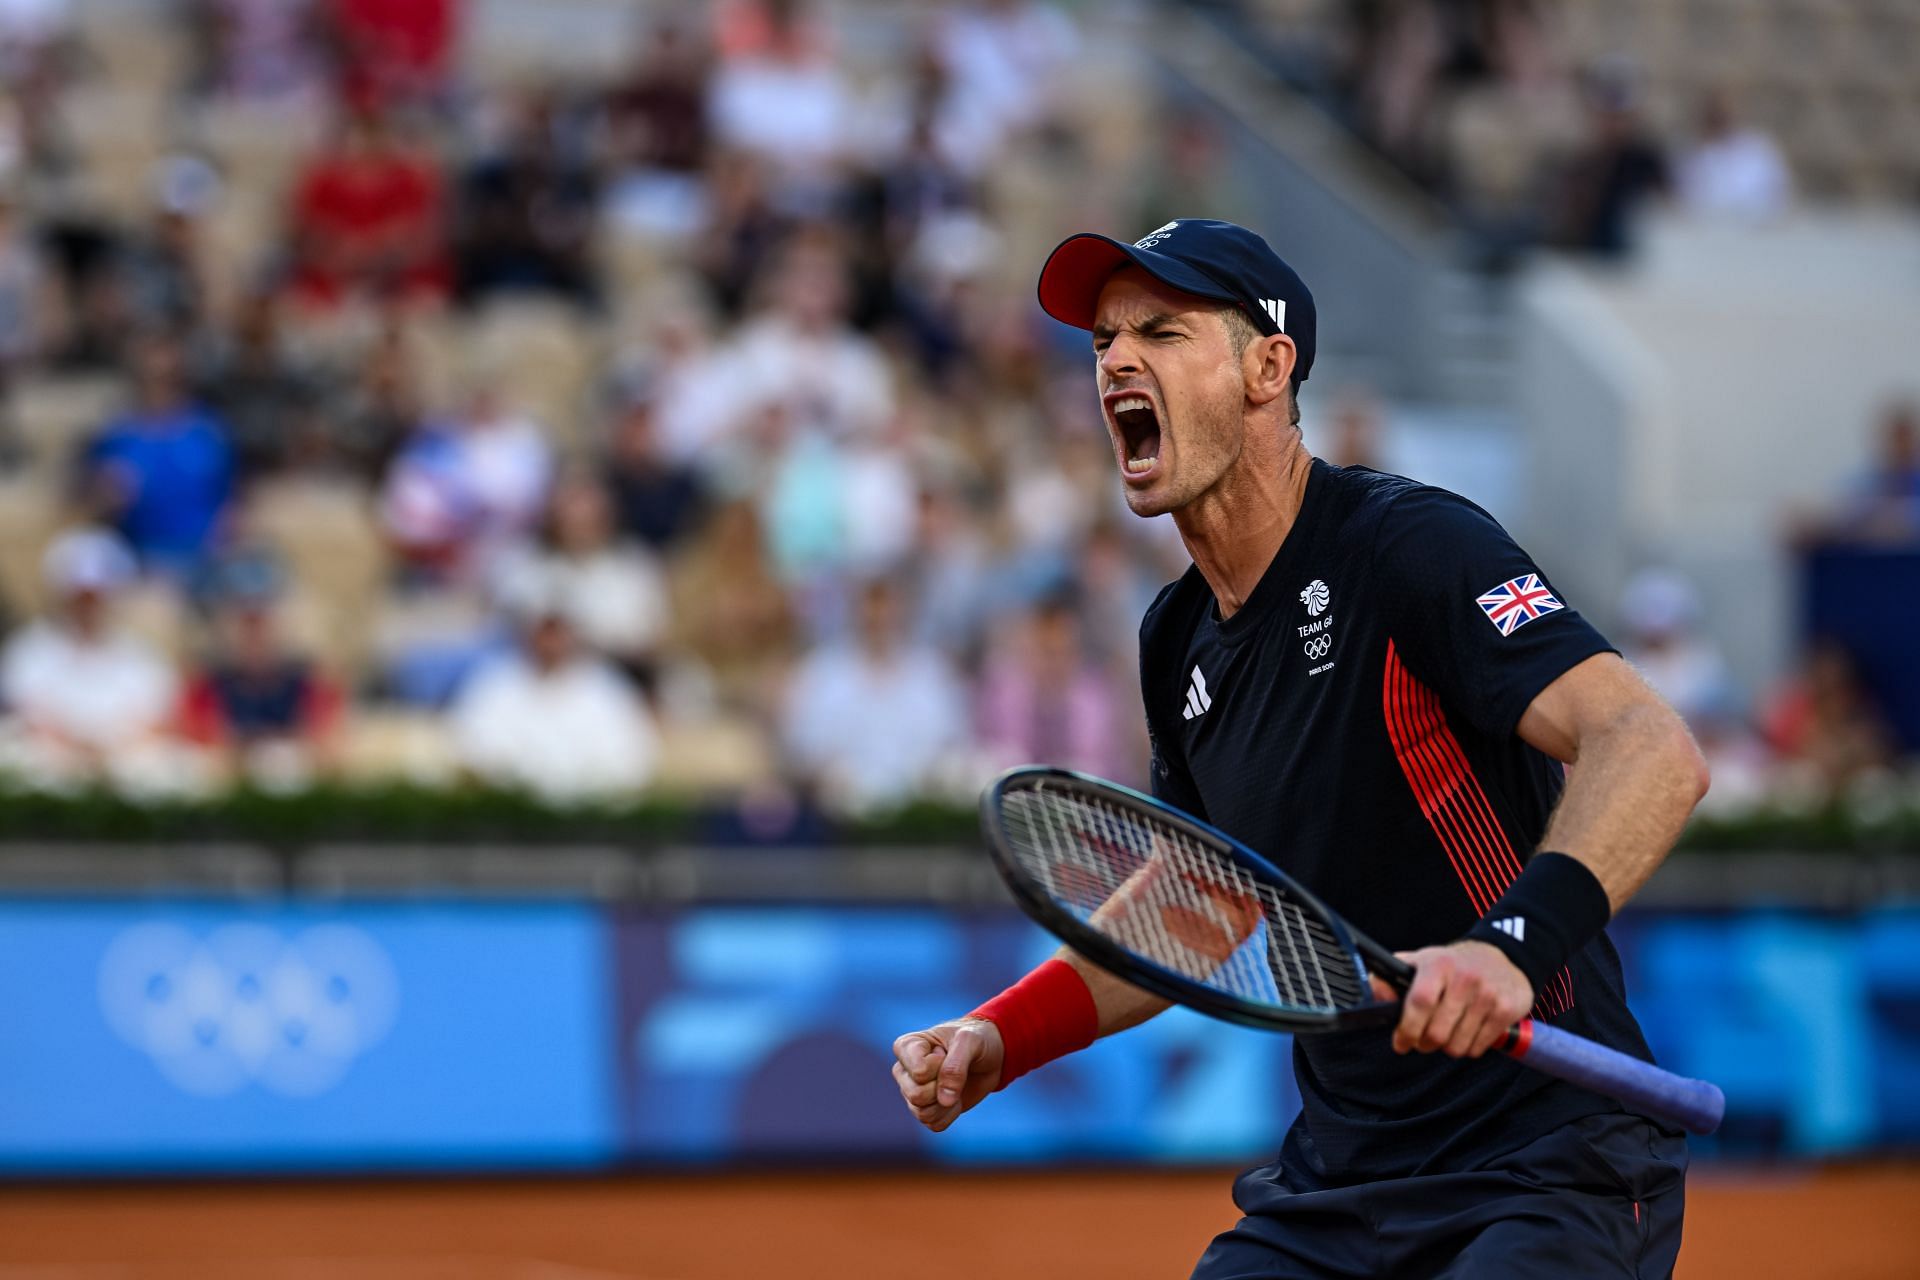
1516, 213, 1920, 697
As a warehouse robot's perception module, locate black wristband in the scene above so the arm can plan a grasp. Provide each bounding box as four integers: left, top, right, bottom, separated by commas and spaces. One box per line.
1462, 852, 1612, 998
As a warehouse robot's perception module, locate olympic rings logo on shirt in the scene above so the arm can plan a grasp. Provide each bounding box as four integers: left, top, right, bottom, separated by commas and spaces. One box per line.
1303, 635, 1332, 660
97, 922, 399, 1098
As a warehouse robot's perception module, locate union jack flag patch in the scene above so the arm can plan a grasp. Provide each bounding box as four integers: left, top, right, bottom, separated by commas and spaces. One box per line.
1476, 574, 1564, 636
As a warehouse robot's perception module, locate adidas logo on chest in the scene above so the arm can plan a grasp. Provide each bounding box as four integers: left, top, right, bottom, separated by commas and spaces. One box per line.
1181, 665, 1213, 720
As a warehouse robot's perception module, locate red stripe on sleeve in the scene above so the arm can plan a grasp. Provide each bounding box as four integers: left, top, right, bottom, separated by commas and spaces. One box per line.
1382, 641, 1575, 1018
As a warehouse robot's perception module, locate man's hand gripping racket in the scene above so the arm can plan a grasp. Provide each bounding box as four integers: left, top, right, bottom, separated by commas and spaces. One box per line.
968, 767, 1725, 1136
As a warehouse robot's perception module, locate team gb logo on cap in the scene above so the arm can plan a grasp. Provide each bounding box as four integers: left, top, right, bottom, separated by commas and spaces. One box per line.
1134, 222, 1178, 249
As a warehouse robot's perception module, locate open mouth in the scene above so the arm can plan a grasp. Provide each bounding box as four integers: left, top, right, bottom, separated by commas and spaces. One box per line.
1110, 394, 1161, 476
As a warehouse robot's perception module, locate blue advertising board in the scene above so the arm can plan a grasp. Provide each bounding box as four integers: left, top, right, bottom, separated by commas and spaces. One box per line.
0, 896, 1915, 1173
0, 900, 618, 1172
1612, 907, 1920, 1157
609, 904, 1920, 1165
613, 907, 1298, 1165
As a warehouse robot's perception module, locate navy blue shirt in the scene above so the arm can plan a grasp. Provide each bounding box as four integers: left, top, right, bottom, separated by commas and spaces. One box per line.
1139, 459, 1656, 1182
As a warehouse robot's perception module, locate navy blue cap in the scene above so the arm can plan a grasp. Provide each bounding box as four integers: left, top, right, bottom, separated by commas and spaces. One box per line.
1036, 218, 1316, 384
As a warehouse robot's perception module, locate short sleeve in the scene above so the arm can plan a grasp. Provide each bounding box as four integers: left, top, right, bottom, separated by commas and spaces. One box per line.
1375, 488, 1615, 738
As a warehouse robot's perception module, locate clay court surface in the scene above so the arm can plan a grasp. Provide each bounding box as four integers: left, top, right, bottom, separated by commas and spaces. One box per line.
2, 1167, 1916, 1278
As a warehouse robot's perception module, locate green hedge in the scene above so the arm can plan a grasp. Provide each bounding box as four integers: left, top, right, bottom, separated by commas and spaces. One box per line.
0, 783, 1915, 852
1678, 803, 1920, 853
0, 783, 982, 848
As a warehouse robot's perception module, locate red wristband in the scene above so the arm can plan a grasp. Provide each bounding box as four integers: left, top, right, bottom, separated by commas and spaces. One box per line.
969, 958, 1099, 1088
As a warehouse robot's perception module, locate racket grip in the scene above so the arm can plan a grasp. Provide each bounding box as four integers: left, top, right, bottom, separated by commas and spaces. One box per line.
1501, 1019, 1726, 1136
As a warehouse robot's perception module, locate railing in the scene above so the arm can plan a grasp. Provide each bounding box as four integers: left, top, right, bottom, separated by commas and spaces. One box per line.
2, 840, 1915, 909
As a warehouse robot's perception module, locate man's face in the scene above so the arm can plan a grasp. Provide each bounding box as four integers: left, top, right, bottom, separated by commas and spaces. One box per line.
1091, 268, 1247, 518
220, 604, 277, 666
65, 587, 107, 636
529, 615, 575, 672
134, 338, 185, 405
856, 581, 901, 655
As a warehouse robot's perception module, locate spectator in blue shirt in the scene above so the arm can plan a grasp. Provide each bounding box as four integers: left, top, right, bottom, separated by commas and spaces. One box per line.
78, 331, 236, 577
1838, 401, 1920, 545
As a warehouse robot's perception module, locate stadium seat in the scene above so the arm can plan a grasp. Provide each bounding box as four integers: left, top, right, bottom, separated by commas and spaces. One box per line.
0, 476, 61, 622
653, 717, 779, 795
194, 98, 323, 205
464, 0, 645, 90
74, 10, 184, 99
599, 229, 670, 307
7, 374, 126, 478
463, 299, 605, 452
1544, 0, 1919, 211
113, 576, 192, 663
243, 480, 390, 681
198, 190, 281, 314
56, 87, 168, 221
337, 708, 461, 785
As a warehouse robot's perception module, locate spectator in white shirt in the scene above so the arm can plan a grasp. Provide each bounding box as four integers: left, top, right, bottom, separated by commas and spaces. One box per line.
492, 468, 672, 685
1677, 90, 1791, 221
708, 0, 853, 185
0, 528, 190, 792
781, 575, 969, 814
450, 587, 660, 802
934, 0, 1079, 165
1617, 568, 1738, 730
677, 233, 895, 469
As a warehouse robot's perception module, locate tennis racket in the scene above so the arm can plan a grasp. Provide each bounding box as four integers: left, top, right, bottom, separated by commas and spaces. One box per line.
980, 766, 1725, 1136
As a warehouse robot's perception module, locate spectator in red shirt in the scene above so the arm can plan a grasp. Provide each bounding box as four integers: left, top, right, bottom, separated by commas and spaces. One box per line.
327, 0, 458, 110
1760, 640, 1897, 796
285, 104, 450, 310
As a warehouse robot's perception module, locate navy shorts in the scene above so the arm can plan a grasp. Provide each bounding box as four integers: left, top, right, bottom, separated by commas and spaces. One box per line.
1191, 1112, 1688, 1280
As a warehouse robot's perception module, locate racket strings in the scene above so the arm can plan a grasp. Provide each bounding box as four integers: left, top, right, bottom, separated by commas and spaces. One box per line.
1002, 786, 1368, 1014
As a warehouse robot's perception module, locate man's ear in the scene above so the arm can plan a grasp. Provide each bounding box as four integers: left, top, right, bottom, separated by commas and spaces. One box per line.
1244, 333, 1297, 406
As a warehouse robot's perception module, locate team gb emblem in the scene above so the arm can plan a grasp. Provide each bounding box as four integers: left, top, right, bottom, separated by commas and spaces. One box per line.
1300, 579, 1330, 616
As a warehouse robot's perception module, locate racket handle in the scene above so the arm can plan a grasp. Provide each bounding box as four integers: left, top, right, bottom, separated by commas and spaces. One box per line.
1500, 1019, 1726, 1136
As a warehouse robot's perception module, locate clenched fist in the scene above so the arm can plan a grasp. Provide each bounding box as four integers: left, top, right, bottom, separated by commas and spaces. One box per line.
890, 1018, 1005, 1132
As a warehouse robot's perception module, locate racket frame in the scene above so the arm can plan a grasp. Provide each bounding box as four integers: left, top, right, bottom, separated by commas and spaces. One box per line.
981, 766, 1403, 1034
980, 765, 1727, 1137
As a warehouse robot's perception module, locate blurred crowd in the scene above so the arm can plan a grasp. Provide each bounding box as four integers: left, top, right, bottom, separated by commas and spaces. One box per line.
0, 0, 1190, 819
1265, 0, 1920, 808
1329, 0, 1799, 263
0, 0, 1908, 827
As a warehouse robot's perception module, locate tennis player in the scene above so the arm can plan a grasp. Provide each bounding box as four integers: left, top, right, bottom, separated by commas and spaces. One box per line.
890, 219, 1709, 1278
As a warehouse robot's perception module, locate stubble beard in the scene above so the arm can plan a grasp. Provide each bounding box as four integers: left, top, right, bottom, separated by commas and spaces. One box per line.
1120, 405, 1242, 521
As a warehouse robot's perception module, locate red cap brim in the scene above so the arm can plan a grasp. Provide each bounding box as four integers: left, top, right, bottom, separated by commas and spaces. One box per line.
1036, 232, 1241, 331
1035, 235, 1138, 330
